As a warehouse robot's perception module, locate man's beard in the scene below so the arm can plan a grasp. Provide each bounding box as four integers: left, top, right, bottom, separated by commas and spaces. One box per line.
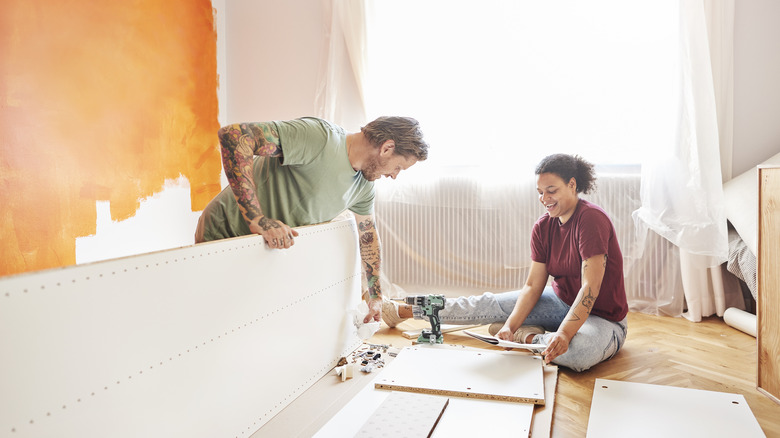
360, 155, 385, 181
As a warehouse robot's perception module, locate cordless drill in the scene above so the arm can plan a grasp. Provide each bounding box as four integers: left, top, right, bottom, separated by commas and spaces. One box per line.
405, 294, 445, 344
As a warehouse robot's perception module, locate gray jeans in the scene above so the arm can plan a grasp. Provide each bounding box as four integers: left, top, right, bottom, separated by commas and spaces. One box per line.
413, 287, 627, 372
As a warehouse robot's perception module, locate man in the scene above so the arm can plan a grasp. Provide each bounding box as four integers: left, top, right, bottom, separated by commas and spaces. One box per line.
195, 116, 429, 322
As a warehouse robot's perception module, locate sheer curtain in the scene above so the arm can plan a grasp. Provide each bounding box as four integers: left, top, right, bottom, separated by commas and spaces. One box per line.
317, 0, 740, 318
633, 0, 740, 322
315, 0, 371, 130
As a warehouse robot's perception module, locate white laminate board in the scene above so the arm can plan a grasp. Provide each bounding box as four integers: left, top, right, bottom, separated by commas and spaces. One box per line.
586, 379, 766, 438
375, 345, 545, 404
354, 392, 449, 438
430, 397, 533, 437
315, 345, 541, 437
315, 381, 533, 438
531, 363, 558, 438
313, 377, 392, 438
0, 218, 363, 438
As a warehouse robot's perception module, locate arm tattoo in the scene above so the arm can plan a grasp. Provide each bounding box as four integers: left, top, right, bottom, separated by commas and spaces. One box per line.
218, 123, 282, 222
358, 218, 382, 299
358, 217, 374, 234
257, 216, 281, 231
580, 286, 596, 311
247, 123, 283, 157
566, 287, 596, 322
567, 256, 603, 323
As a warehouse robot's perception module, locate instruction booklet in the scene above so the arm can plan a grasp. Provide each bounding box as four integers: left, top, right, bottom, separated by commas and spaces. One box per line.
463, 330, 547, 350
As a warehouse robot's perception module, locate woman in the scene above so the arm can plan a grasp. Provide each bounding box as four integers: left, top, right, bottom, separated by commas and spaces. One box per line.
383, 153, 628, 372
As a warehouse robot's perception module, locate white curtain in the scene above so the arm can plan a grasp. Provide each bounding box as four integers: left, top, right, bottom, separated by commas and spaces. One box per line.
315, 0, 371, 131
316, 0, 742, 318
633, 0, 741, 322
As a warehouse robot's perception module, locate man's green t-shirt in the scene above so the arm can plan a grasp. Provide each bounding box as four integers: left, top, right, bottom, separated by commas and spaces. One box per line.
198, 117, 375, 241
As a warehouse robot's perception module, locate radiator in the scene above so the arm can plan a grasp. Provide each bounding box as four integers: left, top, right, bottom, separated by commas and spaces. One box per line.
375, 171, 684, 315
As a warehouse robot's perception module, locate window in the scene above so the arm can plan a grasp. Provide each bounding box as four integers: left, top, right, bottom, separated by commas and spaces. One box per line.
364, 1, 679, 174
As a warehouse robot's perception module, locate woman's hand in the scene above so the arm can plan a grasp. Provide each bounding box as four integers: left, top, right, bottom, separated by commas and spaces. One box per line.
495, 324, 515, 341
541, 331, 571, 364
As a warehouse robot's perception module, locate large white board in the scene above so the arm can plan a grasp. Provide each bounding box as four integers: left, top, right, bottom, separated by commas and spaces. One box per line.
586, 379, 766, 437
375, 345, 545, 404
0, 218, 362, 438
314, 345, 538, 437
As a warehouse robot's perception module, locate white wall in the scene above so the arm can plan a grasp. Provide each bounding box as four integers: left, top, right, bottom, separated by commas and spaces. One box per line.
224, 0, 327, 123
733, 0, 780, 175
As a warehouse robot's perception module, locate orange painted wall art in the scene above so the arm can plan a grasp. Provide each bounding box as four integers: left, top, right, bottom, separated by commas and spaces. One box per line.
0, 0, 222, 276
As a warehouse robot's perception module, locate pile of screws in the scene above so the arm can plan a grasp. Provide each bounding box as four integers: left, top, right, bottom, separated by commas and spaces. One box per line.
338, 343, 400, 378
354, 343, 388, 373
335, 343, 403, 381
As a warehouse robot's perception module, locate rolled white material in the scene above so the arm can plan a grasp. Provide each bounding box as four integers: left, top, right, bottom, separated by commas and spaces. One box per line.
724, 307, 757, 337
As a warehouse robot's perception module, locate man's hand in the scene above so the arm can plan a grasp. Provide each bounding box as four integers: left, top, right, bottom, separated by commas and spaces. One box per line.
364, 296, 382, 323
249, 216, 299, 249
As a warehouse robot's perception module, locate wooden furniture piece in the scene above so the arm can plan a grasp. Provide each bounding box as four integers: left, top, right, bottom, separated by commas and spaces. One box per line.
758, 165, 780, 405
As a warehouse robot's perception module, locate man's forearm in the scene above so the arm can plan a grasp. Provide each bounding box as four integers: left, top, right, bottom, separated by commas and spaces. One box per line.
357, 217, 382, 299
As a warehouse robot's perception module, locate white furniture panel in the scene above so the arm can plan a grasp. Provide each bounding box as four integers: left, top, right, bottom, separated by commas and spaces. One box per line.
0, 218, 362, 437
315, 378, 534, 438
375, 345, 545, 404
587, 379, 765, 437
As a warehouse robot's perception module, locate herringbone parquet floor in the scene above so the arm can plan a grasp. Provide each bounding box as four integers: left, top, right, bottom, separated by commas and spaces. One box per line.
376, 311, 780, 437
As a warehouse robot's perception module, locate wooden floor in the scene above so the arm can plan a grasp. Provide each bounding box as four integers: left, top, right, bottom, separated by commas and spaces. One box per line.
368, 311, 780, 437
